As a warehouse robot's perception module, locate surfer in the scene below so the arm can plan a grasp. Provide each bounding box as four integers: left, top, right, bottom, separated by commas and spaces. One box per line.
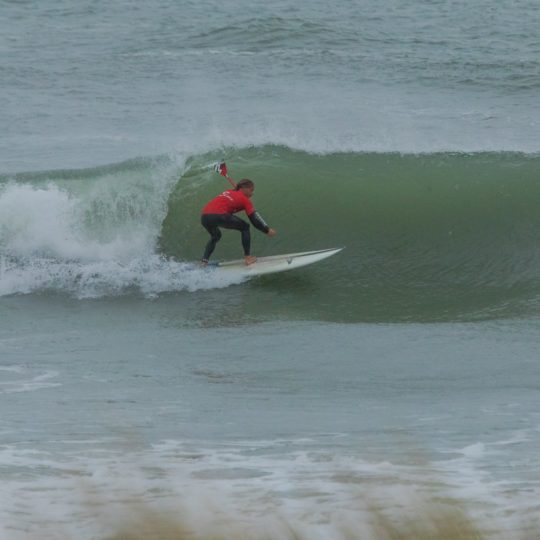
201, 178, 276, 266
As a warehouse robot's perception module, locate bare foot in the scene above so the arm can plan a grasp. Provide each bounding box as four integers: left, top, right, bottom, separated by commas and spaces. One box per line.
244, 255, 257, 265
200, 260, 208, 267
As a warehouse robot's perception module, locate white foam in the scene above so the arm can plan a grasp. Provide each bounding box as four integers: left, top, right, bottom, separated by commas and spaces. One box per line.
0, 179, 157, 259
459, 442, 486, 459
1, 438, 536, 540
0, 255, 245, 298
0, 370, 61, 394
0, 183, 83, 260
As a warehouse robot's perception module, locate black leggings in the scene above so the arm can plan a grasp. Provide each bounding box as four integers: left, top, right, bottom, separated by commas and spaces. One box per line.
201, 213, 250, 261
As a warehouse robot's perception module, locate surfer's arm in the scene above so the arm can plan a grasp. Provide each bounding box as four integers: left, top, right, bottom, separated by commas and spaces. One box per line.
248, 211, 271, 234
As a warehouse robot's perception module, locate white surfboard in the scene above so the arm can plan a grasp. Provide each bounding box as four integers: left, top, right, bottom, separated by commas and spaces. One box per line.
210, 247, 343, 277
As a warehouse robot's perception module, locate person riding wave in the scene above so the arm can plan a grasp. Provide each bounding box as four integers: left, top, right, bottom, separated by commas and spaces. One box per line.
200, 177, 276, 266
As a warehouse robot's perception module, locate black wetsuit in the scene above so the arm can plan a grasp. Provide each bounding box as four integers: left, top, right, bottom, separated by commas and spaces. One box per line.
201, 212, 269, 262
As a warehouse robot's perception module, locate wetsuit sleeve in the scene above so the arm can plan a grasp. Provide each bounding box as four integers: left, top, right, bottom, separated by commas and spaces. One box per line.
249, 211, 270, 233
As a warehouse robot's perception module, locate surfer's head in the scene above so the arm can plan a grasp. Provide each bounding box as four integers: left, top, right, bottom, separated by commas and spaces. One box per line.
235, 179, 255, 198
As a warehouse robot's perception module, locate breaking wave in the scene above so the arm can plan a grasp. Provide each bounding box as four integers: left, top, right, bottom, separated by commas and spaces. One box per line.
1, 146, 540, 321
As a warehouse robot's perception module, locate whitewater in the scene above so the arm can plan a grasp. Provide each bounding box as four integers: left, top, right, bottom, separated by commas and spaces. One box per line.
1, 1, 540, 539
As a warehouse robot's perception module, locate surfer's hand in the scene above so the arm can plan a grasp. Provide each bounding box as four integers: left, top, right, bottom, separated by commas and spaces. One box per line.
267, 228, 277, 237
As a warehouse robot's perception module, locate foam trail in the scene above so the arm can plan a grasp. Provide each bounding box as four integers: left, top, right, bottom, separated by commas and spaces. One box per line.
0, 254, 248, 298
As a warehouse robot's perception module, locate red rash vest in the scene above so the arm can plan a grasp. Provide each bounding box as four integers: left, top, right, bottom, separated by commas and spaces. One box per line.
201, 189, 255, 216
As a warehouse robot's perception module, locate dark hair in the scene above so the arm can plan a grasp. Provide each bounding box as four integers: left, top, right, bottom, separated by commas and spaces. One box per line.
235, 179, 254, 191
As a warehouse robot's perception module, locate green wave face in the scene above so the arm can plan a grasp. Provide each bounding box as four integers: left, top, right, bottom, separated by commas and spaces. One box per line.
160, 147, 540, 322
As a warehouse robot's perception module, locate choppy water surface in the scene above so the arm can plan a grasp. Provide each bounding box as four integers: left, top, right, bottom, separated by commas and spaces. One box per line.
1, 0, 540, 538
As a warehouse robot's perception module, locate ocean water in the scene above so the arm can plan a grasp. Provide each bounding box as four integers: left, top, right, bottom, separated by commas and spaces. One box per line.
1, 1, 540, 538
